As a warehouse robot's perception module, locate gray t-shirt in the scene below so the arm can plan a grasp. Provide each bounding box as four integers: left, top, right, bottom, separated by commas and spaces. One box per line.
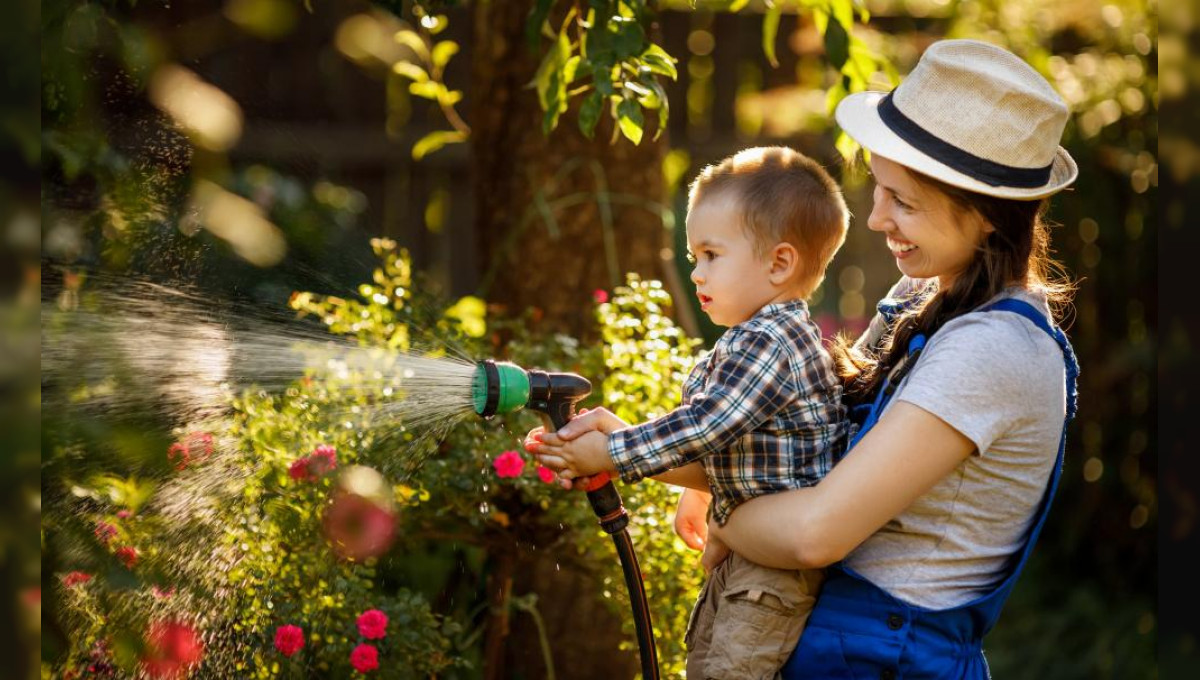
842, 278, 1068, 609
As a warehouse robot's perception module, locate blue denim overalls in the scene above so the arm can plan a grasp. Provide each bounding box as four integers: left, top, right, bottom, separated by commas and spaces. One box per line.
781, 297, 1079, 679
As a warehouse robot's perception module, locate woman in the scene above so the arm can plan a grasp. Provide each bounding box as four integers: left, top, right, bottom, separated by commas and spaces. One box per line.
533, 39, 1079, 678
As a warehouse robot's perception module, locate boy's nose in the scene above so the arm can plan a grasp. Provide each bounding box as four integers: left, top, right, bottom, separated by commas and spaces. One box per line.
690, 266, 704, 284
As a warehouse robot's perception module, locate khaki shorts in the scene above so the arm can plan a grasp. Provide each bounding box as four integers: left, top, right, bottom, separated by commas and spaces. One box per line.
684, 552, 825, 680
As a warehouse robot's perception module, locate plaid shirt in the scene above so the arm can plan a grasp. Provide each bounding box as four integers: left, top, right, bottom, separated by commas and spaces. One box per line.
608, 300, 848, 525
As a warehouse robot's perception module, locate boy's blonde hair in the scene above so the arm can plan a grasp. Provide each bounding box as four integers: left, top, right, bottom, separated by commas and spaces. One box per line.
687, 146, 849, 299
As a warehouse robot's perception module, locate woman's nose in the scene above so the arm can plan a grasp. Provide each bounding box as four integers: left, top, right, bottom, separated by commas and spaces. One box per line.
866, 201, 888, 232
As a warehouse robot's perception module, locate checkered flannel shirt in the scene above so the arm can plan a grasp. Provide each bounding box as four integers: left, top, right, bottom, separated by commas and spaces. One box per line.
608, 300, 848, 525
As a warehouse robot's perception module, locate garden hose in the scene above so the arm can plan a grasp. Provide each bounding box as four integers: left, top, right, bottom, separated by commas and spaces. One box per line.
473, 360, 661, 679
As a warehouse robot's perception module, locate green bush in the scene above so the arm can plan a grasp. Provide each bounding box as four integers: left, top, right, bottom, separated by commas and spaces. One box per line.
43, 241, 707, 678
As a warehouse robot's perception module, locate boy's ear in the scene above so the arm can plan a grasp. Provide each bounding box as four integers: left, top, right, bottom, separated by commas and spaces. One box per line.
768, 242, 800, 285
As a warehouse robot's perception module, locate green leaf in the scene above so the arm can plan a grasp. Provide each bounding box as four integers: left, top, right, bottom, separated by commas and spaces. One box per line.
641, 43, 679, 80
645, 78, 670, 140
593, 58, 616, 96
392, 61, 429, 83
762, 4, 782, 68
823, 17, 850, 70
728, 0, 752, 11
533, 29, 571, 111
411, 130, 466, 160
616, 97, 644, 145
394, 29, 429, 61
579, 90, 603, 138
409, 80, 445, 101
525, 0, 555, 50
611, 16, 646, 60
431, 41, 459, 70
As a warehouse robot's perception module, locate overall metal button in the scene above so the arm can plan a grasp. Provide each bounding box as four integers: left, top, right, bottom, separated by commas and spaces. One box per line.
887, 613, 904, 630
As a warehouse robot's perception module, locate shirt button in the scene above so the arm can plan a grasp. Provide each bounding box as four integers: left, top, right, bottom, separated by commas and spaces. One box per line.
880, 669, 897, 680
887, 614, 904, 630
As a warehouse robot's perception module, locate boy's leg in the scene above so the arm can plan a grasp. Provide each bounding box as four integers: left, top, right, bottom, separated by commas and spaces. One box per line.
684, 558, 729, 679
703, 554, 825, 680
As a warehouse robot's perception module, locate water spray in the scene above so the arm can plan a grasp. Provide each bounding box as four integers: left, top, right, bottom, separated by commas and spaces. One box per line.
472, 360, 660, 679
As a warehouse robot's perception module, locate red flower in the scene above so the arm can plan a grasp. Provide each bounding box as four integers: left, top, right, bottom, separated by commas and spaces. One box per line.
349, 643, 379, 673
537, 465, 556, 484
492, 451, 525, 478
63, 572, 92, 588
168, 433, 214, 470
288, 457, 313, 482
94, 521, 118, 545
356, 609, 388, 640
116, 546, 139, 568
167, 442, 190, 470
141, 621, 204, 679
308, 445, 338, 476
274, 624, 305, 657
593, 289, 609, 304
322, 492, 397, 561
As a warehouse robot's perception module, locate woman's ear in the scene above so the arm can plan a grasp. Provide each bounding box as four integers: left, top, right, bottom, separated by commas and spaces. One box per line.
768, 242, 800, 285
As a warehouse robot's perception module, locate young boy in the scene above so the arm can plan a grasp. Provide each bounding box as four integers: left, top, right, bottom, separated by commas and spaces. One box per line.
530, 146, 850, 680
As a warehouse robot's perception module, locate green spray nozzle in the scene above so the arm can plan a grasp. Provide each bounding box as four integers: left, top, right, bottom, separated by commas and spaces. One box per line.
473, 360, 591, 431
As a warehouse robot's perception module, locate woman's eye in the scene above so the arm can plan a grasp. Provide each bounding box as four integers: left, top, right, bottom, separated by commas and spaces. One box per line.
893, 196, 911, 211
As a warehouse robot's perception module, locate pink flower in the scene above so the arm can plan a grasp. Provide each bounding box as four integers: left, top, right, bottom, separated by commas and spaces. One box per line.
274, 624, 305, 657
141, 621, 203, 679
116, 546, 139, 568
349, 643, 379, 673
537, 465, 556, 484
356, 609, 388, 640
116, 510, 132, 519
94, 521, 118, 545
492, 451, 525, 478
167, 442, 189, 470
288, 457, 313, 481
322, 492, 397, 561
308, 445, 338, 476
63, 572, 93, 588
593, 289, 609, 304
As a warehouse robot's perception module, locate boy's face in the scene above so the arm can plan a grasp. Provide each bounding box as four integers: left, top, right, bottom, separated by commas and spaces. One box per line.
686, 193, 787, 327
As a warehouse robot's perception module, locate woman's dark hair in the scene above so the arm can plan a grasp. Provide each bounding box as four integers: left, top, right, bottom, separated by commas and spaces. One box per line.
831, 166, 1076, 403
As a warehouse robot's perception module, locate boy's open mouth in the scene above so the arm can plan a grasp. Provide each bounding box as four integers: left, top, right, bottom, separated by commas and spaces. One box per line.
698, 293, 713, 309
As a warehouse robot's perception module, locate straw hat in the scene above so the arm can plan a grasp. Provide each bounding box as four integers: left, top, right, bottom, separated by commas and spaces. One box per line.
835, 39, 1078, 200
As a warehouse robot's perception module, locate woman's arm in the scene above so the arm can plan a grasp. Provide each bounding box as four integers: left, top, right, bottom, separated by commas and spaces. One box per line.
709, 400, 977, 570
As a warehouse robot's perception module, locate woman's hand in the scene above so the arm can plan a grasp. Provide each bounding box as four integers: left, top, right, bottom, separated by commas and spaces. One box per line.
673, 488, 712, 551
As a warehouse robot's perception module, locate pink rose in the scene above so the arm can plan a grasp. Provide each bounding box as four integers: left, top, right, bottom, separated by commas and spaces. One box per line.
288, 457, 313, 482
356, 609, 388, 640
308, 445, 338, 476
349, 643, 379, 673
116, 510, 132, 519
492, 451, 525, 478
94, 521, 118, 545
593, 289, 609, 304
141, 621, 203, 679
63, 572, 92, 588
322, 492, 397, 561
537, 465, 556, 484
116, 546, 139, 568
274, 624, 305, 657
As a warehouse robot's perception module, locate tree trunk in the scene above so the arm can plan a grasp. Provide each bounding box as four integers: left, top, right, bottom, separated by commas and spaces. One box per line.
471, 0, 667, 340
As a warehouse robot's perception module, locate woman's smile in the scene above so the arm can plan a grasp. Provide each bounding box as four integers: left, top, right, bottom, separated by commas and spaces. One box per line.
886, 236, 919, 259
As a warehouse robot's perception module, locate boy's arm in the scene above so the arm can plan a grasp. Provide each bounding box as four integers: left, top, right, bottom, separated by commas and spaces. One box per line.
609, 329, 792, 482
649, 462, 709, 491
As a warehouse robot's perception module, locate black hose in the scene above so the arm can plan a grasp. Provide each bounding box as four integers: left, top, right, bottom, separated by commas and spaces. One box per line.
611, 528, 660, 680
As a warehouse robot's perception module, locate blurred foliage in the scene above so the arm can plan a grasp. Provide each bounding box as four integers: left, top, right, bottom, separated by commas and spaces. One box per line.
43, 241, 715, 677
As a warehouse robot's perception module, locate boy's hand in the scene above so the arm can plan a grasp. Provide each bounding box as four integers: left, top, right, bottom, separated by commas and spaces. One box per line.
701, 527, 732, 575
529, 430, 615, 482
522, 407, 631, 489
673, 488, 712, 551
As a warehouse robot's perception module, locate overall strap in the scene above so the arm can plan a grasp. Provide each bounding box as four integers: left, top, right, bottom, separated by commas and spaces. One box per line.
970, 298, 1079, 591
